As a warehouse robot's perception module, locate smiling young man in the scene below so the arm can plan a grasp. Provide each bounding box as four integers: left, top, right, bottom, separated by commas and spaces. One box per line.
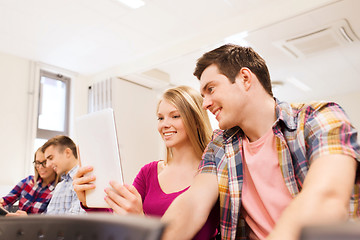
42, 135, 85, 214
162, 44, 360, 240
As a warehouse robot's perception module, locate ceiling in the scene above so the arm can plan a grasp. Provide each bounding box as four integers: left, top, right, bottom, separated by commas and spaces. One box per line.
0, 0, 359, 101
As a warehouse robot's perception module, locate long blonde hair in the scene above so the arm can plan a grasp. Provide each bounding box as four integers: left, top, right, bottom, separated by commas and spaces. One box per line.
158, 85, 213, 162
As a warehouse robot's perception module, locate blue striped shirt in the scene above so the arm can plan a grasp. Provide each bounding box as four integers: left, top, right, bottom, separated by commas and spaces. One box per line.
46, 165, 86, 215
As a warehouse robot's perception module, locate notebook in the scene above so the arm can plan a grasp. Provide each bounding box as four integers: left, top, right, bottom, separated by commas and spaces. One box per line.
75, 108, 124, 208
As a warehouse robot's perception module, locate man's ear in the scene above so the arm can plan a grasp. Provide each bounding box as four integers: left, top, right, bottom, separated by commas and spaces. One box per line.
238, 67, 252, 91
64, 147, 72, 158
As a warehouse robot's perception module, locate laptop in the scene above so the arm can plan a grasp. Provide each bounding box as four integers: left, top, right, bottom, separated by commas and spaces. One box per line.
75, 108, 124, 208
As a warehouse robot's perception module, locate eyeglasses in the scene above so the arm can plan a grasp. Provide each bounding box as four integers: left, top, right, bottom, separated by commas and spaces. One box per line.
33, 160, 47, 168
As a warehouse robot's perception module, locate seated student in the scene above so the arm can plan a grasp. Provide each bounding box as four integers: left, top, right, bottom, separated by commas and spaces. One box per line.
73, 85, 220, 239
161, 44, 360, 240
0, 147, 58, 214
43, 135, 86, 215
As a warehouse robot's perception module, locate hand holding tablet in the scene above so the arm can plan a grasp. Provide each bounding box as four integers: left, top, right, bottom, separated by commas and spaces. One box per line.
75, 108, 124, 208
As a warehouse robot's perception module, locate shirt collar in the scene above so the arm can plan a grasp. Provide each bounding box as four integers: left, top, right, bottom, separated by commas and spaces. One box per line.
223, 126, 242, 144
36, 177, 56, 190
61, 165, 79, 181
274, 98, 297, 131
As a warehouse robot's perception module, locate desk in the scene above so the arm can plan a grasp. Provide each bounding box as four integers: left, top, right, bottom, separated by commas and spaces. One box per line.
0, 213, 165, 240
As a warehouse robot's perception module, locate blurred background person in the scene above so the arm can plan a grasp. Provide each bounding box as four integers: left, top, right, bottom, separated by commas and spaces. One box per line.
0, 147, 58, 214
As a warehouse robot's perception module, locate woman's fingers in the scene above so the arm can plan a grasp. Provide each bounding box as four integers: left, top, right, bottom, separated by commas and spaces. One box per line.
105, 186, 130, 210
127, 185, 142, 199
73, 166, 96, 205
105, 182, 143, 215
6, 210, 27, 217
74, 174, 96, 186
109, 181, 135, 200
104, 195, 127, 215
73, 177, 96, 191
74, 166, 94, 179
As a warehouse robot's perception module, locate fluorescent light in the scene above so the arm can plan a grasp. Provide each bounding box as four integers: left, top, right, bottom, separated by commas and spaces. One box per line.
116, 0, 145, 9
287, 77, 312, 92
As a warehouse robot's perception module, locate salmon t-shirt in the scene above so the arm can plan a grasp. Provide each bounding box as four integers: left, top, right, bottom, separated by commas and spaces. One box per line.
242, 128, 293, 239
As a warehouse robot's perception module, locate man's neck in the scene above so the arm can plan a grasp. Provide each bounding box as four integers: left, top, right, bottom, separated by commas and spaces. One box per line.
242, 97, 276, 142
64, 158, 79, 175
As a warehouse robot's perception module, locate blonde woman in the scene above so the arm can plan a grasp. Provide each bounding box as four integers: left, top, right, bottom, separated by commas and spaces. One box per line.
74, 85, 219, 239
1, 147, 58, 214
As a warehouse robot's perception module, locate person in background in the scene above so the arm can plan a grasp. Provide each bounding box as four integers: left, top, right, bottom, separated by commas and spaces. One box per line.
161, 44, 360, 240
74, 85, 220, 239
42, 135, 86, 214
0, 147, 58, 214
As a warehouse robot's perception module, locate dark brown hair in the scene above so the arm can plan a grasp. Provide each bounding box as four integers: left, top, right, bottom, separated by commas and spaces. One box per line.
41, 135, 78, 159
194, 44, 273, 96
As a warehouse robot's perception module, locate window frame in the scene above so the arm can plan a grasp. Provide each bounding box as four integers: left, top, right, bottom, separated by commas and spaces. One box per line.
36, 70, 71, 140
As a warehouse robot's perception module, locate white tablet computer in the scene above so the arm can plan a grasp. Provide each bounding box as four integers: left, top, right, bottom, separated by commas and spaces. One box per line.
75, 108, 124, 208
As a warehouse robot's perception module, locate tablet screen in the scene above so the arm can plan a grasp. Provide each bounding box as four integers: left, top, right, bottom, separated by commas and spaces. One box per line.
75, 108, 124, 208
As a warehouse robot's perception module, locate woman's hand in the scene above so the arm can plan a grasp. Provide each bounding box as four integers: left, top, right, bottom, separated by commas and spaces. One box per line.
73, 166, 96, 207
104, 181, 144, 215
6, 210, 27, 217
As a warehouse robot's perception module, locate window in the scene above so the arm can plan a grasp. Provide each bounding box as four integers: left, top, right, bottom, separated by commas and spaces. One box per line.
35, 70, 70, 150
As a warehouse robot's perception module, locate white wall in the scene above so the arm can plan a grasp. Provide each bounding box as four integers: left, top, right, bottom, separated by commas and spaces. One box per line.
112, 78, 164, 183
0, 51, 31, 187
70, 74, 90, 136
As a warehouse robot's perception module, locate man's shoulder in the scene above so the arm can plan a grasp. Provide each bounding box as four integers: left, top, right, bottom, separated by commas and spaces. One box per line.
209, 127, 242, 147
139, 160, 158, 175
212, 129, 224, 140
52, 180, 64, 192
290, 101, 342, 114
210, 129, 226, 147
21, 175, 34, 184
277, 100, 343, 123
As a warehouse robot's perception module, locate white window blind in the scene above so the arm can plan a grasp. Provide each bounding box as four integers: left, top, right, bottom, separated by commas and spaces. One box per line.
88, 78, 112, 113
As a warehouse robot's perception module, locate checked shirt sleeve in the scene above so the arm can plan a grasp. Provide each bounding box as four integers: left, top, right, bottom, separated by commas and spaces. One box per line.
302, 102, 360, 163
198, 130, 223, 175
2, 176, 32, 207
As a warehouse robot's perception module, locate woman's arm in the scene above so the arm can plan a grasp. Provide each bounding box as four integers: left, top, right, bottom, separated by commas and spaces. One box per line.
2, 177, 30, 206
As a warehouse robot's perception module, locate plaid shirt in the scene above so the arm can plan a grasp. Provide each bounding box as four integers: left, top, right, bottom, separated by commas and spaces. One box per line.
2, 175, 55, 214
199, 100, 360, 240
45, 165, 86, 215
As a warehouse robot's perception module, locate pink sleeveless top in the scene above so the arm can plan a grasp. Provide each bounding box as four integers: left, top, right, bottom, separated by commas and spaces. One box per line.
133, 161, 219, 240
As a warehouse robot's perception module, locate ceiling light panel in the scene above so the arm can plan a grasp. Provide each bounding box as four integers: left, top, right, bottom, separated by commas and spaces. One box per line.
274, 19, 359, 59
